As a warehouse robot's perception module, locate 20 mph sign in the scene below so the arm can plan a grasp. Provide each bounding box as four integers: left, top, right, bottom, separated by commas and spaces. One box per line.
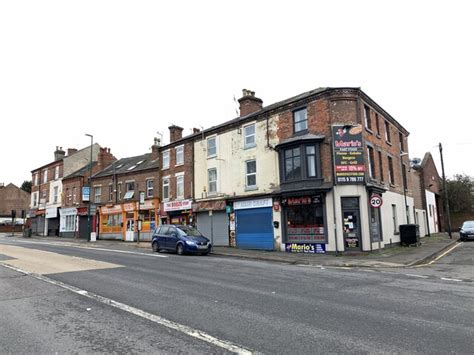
370, 194, 383, 208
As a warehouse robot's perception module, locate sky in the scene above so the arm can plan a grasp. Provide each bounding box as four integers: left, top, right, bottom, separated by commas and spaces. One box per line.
1, 0, 472, 187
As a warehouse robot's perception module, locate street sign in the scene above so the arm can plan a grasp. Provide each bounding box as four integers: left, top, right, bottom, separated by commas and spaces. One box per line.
139, 191, 145, 205
370, 194, 383, 208
82, 186, 90, 202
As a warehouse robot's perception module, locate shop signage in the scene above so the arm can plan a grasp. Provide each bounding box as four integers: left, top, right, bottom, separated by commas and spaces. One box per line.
123, 202, 136, 212
82, 186, 90, 202
140, 199, 156, 210
100, 205, 122, 214
370, 193, 383, 208
234, 198, 272, 210
164, 199, 193, 212
46, 207, 58, 219
332, 125, 365, 184
59, 207, 77, 216
285, 243, 326, 254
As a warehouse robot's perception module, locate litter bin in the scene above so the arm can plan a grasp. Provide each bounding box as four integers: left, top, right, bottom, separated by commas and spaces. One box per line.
23, 228, 32, 238
399, 224, 420, 246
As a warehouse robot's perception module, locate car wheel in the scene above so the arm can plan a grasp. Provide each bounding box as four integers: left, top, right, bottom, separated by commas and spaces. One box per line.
152, 242, 160, 253
176, 243, 184, 255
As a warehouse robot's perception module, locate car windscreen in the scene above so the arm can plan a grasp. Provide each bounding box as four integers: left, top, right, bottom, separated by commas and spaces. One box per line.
177, 226, 203, 237
462, 221, 474, 228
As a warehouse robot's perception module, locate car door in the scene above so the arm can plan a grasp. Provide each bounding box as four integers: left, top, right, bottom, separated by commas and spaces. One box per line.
157, 226, 169, 250
167, 226, 179, 250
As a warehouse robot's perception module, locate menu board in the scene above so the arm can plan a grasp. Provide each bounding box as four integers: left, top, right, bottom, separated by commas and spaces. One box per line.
332, 125, 365, 184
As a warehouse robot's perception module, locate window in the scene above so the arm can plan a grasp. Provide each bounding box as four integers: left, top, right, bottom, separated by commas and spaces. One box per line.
378, 151, 384, 182
65, 215, 76, 232
175, 146, 184, 166
34, 173, 39, 186
364, 105, 372, 131
126, 181, 134, 192
399, 132, 405, 152
207, 137, 216, 157
392, 204, 398, 233
146, 179, 154, 198
367, 146, 375, 179
246, 160, 257, 188
285, 147, 301, 181
53, 186, 59, 204
43, 169, 48, 184
94, 186, 101, 203
244, 124, 256, 148
65, 188, 70, 205
176, 175, 184, 199
208, 168, 217, 194
109, 185, 114, 201
375, 113, 380, 135
162, 150, 170, 169
385, 121, 391, 143
306, 146, 317, 177
162, 178, 170, 200
118, 183, 122, 201
293, 108, 308, 134
72, 187, 77, 204
388, 156, 394, 184
33, 193, 38, 207
54, 166, 59, 180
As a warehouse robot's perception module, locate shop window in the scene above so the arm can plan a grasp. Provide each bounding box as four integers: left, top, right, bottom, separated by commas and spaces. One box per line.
244, 124, 256, 149
293, 108, 308, 134
284, 197, 325, 243
65, 215, 76, 231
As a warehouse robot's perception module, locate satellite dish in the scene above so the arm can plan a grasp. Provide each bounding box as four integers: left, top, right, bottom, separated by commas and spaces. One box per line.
410, 157, 422, 167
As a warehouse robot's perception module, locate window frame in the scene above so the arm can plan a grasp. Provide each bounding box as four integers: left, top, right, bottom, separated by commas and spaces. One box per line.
208, 168, 217, 194
53, 186, 59, 204
364, 105, 372, 131
176, 174, 184, 199
146, 179, 154, 198
54, 166, 59, 180
175, 145, 184, 166
388, 156, 394, 185
385, 121, 391, 143
162, 150, 170, 170
367, 145, 376, 179
207, 137, 217, 157
245, 160, 257, 189
243, 124, 256, 149
293, 107, 308, 135
108, 184, 114, 202
162, 177, 170, 201
43, 169, 48, 184
378, 151, 384, 182
94, 186, 102, 204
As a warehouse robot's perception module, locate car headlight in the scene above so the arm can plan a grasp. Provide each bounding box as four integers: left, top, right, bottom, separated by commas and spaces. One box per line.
185, 240, 196, 246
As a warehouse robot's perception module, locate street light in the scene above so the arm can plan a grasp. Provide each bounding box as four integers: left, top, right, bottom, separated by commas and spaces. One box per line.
85, 133, 93, 242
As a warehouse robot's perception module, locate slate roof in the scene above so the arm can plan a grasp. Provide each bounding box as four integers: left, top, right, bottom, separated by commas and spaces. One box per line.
92, 153, 159, 178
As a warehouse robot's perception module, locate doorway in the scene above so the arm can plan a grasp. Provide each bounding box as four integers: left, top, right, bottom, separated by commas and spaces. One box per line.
341, 197, 361, 250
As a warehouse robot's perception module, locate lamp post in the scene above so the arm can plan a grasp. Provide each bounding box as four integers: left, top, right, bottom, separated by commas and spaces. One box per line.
85, 134, 93, 242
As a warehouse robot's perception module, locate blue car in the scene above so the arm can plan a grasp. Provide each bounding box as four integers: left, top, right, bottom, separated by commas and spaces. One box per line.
151, 224, 212, 255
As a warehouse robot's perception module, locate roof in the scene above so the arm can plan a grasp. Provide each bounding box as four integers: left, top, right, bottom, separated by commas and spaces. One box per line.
275, 133, 326, 148
62, 162, 98, 180
92, 153, 159, 178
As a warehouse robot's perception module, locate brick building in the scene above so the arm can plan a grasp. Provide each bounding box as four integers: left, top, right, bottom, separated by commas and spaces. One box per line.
0, 183, 30, 230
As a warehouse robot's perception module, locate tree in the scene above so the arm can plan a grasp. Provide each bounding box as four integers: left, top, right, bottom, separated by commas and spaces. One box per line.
21, 180, 32, 194
446, 174, 473, 214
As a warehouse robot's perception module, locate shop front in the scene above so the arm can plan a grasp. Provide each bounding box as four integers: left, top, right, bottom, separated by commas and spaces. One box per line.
234, 197, 274, 250
193, 200, 229, 246
45, 207, 59, 236
59, 207, 78, 238
99, 204, 123, 240
281, 194, 327, 254
161, 199, 193, 225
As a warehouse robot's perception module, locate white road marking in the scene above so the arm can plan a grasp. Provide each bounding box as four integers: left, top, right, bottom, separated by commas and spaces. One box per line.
441, 277, 463, 282
0, 238, 168, 258
405, 274, 428, 278
1, 263, 252, 354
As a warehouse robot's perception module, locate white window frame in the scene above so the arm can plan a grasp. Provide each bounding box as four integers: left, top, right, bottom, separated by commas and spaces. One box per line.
245, 160, 257, 189
43, 169, 48, 184
53, 186, 59, 204
244, 124, 256, 149
117, 183, 122, 201
94, 186, 102, 203
208, 168, 217, 194
176, 174, 184, 199
72, 187, 77, 204
162, 150, 170, 169
146, 179, 154, 198
175, 145, 184, 166
207, 137, 217, 157
162, 177, 170, 201
33, 192, 38, 207
34, 173, 38, 186
54, 166, 59, 180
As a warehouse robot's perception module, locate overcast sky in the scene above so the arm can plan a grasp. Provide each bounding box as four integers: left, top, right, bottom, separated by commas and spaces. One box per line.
1, 0, 472, 187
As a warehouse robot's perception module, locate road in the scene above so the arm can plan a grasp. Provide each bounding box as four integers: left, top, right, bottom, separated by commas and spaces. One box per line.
1, 236, 473, 354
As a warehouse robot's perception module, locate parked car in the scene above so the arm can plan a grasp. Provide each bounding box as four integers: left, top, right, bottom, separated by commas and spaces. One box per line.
151, 224, 212, 255
459, 221, 474, 241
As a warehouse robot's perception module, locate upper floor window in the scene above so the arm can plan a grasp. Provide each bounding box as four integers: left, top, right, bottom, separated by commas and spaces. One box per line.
375, 113, 380, 135
162, 150, 170, 169
388, 156, 394, 184
176, 174, 184, 199
285, 147, 302, 181
108, 185, 114, 201
175, 145, 184, 166
378, 151, 384, 182
43, 169, 48, 184
293, 108, 308, 134
33, 192, 38, 207
385, 121, 391, 143
207, 137, 216, 157
146, 179, 154, 198
208, 168, 217, 194
117, 183, 122, 201
54, 166, 59, 180
364, 105, 372, 131
53, 186, 59, 204
367, 146, 375, 179
65, 188, 70, 205
162, 178, 170, 200
72, 187, 77, 204
281, 143, 321, 183
246, 160, 257, 188
306, 146, 317, 177
34, 173, 39, 186
126, 181, 134, 192
94, 186, 102, 203
399, 132, 405, 152
244, 124, 256, 149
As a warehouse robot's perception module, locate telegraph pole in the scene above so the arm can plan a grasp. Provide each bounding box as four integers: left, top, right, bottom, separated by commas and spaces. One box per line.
439, 143, 452, 239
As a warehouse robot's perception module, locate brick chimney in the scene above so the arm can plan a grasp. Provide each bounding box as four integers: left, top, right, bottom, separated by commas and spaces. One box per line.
96, 147, 116, 172
54, 146, 66, 161
193, 128, 201, 134
169, 125, 184, 143
151, 137, 160, 160
67, 148, 78, 156
238, 89, 263, 117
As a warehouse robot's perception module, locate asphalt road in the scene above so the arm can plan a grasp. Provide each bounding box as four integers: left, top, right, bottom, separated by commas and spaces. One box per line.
1, 237, 473, 354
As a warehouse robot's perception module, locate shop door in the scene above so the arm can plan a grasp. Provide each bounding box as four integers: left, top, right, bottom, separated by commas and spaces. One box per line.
197, 211, 229, 246
341, 197, 361, 250
235, 207, 273, 250
125, 213, 135, 241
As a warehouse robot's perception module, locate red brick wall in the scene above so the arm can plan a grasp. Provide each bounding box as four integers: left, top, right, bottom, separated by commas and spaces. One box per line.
0, 184, 30, 216
160, 142, 194, 201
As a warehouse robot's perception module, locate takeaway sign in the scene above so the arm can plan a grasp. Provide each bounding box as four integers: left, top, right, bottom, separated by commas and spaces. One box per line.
332, 125, 365, 184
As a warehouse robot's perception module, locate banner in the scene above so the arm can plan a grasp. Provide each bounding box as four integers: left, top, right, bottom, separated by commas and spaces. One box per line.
332, 125, 365, 184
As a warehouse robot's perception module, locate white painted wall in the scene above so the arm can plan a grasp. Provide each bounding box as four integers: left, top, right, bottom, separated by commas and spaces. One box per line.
379, 190, 414, 245
194, 117, 279, 200
48, 180, 62, 209
425, 190, 438, 233
414, 208, 428, 237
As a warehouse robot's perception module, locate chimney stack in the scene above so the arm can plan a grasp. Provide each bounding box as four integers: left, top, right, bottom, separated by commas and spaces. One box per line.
67, 148, 78, 156
238, 89, 263, 117
54, 146, 66, 161
169, 125, 184, 143
193, 128, 201, 134
97, 147, 116, 171
151, 138, 160, 160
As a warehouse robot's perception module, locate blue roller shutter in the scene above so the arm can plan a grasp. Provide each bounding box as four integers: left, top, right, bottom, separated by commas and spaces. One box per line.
235, 207, 273, 250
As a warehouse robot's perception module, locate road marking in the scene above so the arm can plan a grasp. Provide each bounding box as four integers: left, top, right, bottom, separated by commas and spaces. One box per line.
1, 263, 252, 354
405, 274, 429, 278
441, 277, 463, 282
423, 242, 462, 266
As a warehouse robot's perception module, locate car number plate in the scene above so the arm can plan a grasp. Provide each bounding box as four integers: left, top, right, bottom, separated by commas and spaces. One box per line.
197, 245, 208, 249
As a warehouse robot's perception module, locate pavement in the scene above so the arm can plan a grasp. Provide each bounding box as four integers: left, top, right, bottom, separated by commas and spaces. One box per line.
1, 232, 460, 268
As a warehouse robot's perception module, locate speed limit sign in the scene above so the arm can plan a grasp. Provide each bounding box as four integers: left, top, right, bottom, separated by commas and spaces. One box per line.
370, 194, 383, 208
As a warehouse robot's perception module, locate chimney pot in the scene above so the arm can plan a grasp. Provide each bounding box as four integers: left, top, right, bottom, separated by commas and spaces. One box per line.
238, 89, 263, 117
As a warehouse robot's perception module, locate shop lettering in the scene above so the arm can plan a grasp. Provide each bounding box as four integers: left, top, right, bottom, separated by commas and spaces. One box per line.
335, 140, 362, 148
285, 243, 326, 254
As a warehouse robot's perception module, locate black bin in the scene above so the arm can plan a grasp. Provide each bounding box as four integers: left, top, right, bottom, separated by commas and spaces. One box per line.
400, 224, 420, 246
23, 228, 32, 238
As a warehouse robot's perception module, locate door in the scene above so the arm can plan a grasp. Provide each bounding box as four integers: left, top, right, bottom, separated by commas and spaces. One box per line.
197, 211, 229, 246
341, 197, 361, 250
235, 207, 274, 250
